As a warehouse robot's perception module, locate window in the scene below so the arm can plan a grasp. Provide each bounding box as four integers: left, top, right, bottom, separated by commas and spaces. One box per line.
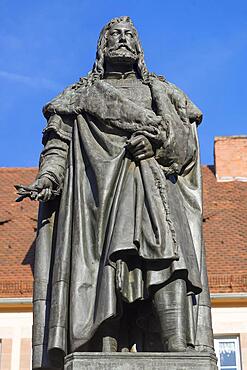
214, 337, 242, 370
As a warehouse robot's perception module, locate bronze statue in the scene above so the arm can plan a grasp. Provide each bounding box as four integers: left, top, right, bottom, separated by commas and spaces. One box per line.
16, 16, 214, 369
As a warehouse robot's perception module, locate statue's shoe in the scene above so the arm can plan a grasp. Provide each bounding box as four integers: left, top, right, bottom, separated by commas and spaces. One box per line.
102, 336, 118, 352
167, 335, 187, 352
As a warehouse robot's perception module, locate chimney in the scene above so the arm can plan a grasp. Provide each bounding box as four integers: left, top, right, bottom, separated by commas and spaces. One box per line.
214, 136, 247, 182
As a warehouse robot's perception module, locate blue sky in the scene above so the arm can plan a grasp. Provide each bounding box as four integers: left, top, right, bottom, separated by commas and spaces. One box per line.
0, 0, 246, 166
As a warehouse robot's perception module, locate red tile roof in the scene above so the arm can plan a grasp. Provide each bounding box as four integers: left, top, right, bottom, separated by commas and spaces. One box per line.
202, 166, 247, 293
0, 168, 37, 297
0, 166, 246, 298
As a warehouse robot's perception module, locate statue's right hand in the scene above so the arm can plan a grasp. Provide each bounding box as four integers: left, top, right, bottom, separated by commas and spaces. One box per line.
15, 177, 54, 202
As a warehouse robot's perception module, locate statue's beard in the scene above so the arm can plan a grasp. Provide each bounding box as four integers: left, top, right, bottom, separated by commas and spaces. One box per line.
104, 45, 138, 64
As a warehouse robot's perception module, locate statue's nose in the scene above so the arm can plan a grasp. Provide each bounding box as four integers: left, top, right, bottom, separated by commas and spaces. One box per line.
119, 32, 127, 42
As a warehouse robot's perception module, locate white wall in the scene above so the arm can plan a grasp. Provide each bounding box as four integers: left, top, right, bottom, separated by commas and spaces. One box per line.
0, 312, 32, 370
212, 306, 247, 370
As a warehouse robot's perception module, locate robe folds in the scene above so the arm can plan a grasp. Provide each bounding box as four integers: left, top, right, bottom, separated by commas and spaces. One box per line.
32, 76, 214, 369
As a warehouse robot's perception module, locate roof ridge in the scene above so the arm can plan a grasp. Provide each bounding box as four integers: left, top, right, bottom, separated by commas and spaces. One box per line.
0, 167, 38, 172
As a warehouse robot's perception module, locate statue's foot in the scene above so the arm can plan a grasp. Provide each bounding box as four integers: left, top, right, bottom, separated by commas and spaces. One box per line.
121, 347, 129, 352
166, 335, 187, 352
196, 345, 215, 354
102, 336, 118, 352
186, 345, 196, 352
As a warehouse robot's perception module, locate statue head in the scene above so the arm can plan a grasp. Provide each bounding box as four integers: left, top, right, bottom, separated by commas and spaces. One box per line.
89, 16, 150, 82
104, 19, 138, 65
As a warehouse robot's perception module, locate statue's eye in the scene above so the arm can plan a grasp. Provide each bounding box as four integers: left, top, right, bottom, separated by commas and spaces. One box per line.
111, 31, 119, 36
126, 32, 133, 38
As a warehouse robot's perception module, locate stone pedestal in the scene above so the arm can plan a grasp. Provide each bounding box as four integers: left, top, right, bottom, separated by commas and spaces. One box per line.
64, 352, 218, 370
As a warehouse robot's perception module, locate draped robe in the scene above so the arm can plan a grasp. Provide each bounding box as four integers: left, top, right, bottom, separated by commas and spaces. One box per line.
32, 75, 214, 369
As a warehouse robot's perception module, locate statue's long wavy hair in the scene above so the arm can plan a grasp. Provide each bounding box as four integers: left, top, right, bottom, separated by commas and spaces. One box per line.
80, 16, 151, 86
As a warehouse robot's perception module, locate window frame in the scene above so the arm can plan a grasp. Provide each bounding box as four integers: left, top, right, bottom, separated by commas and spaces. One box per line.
214, 336, 242, 370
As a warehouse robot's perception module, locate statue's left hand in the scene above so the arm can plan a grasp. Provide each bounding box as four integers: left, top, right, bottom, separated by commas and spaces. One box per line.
126, 135, 154, 161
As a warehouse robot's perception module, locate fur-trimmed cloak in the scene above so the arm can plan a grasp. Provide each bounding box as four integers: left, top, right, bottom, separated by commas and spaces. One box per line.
32, 76, 214, 369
